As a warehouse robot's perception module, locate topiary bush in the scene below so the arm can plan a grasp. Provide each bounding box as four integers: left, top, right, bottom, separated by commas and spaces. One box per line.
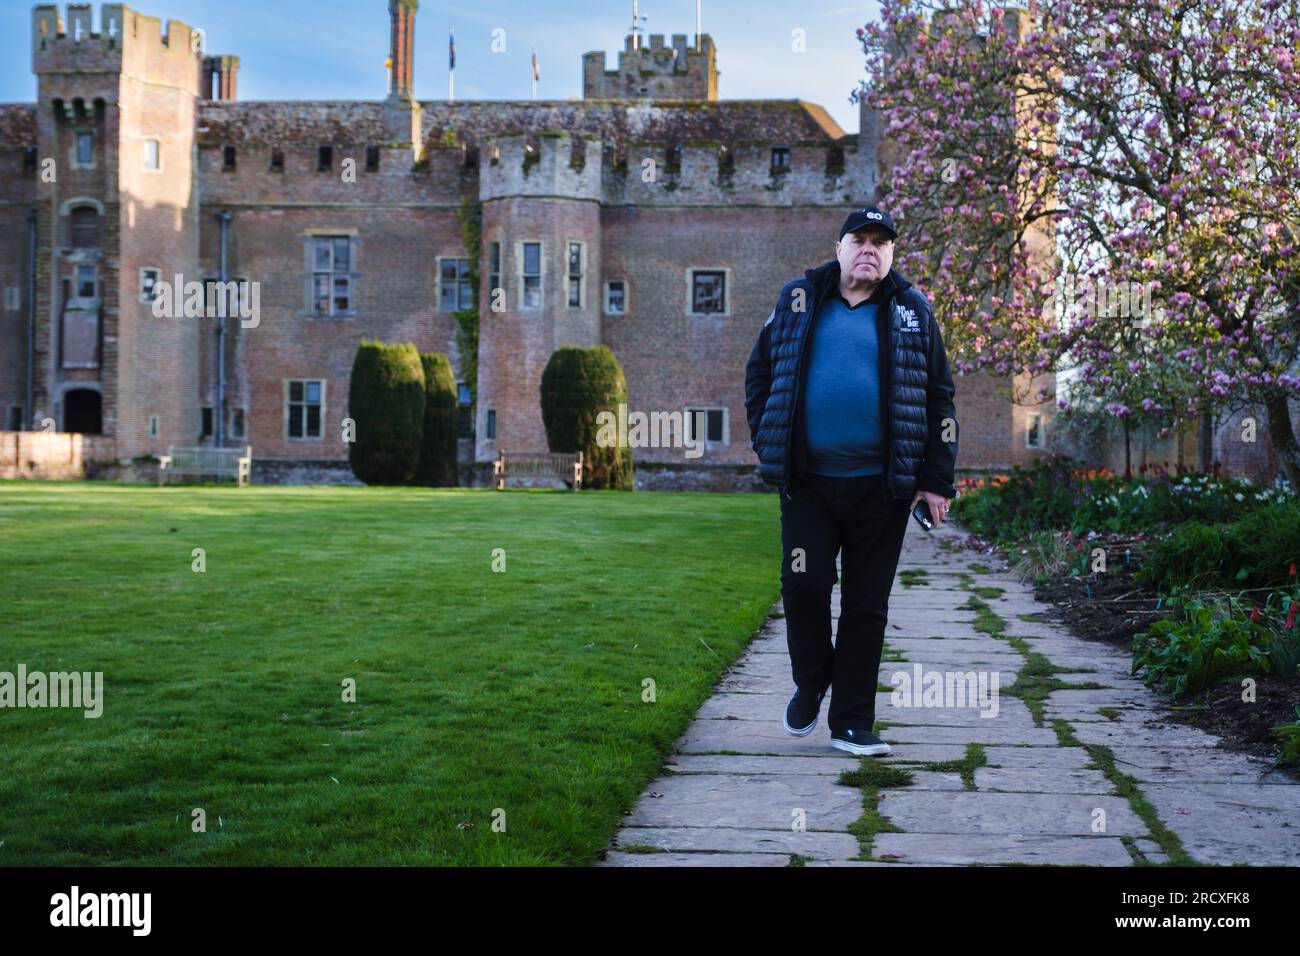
347, 340, 426, 485
415, 351, 459, 487
539, 345, 634, 490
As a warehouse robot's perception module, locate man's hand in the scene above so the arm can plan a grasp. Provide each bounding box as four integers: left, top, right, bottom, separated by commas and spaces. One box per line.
911, 490, 950, 526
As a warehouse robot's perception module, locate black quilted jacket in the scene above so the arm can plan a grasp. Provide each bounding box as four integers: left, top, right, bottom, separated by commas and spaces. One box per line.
744, 259, 958, 499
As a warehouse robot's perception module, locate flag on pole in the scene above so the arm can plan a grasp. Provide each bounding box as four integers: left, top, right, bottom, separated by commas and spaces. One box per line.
531, 47, 539, 82
449, 26, 455, 70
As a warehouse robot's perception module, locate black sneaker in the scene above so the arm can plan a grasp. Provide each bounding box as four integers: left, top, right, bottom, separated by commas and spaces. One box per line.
782, 685, 828, 737
830, 727, 891, 756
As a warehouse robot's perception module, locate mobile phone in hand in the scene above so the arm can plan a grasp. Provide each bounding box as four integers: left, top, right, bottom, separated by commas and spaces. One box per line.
911, 500, 934, 531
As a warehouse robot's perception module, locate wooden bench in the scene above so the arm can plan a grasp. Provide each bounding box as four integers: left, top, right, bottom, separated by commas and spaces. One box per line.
157, 445, 253, 486
493, 450, 583, 491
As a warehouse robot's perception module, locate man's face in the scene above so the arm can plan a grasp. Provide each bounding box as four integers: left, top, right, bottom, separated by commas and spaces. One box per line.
836, 227, 894, 284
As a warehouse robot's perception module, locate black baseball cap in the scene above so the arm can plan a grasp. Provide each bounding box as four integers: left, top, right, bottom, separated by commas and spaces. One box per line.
839, 205, 898, 241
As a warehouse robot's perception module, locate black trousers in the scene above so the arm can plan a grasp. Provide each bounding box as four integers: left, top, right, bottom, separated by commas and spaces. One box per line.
779, 472, 912, 734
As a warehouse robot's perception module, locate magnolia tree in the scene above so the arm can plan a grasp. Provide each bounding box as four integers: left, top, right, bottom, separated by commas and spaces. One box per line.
855, 0, 1300, 483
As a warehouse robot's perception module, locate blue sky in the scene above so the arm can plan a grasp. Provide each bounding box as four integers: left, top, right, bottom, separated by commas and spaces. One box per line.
0, 0, 882, 134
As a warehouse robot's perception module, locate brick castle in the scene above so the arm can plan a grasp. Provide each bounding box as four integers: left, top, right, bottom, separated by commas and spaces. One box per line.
0, 1, 1059, 488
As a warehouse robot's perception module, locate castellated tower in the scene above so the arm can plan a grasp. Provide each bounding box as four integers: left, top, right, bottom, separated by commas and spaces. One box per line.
476, 132, 604, 459
583, 33, 719, 101
29, 3, 208, 457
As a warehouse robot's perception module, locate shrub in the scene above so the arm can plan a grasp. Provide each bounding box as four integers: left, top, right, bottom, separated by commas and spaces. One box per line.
347, 340, 426, 485
1274, 708, 1300, 766
1139, 522, 1234, 593
951, 455, 1286, 543
1224, 503, 1300, 590
415, 352, 459, 487
1132, 601, 1276, 699
539, 345, 634, 490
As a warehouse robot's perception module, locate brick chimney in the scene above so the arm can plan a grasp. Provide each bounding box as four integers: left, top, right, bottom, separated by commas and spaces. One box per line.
388, 0, 418, 100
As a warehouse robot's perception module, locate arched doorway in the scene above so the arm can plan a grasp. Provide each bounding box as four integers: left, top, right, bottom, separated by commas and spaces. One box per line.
63, 389, 102, 434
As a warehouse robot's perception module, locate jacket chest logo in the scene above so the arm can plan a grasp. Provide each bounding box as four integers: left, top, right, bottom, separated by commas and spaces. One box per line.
897, 305, 921, 332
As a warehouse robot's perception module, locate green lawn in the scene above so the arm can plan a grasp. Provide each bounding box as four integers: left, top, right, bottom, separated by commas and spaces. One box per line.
0, 482, 781, 865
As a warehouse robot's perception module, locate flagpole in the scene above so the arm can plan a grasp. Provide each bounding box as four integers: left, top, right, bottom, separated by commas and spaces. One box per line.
531, 47, 538, 100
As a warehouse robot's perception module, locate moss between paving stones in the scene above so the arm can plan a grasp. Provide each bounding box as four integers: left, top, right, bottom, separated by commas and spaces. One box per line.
957, 573, 1197, 866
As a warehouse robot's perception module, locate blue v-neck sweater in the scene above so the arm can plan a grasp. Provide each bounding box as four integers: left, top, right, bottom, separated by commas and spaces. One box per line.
799, 292, 886, 477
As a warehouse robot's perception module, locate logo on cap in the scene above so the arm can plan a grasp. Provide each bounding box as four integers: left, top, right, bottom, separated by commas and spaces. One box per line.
864, 211, 883, 220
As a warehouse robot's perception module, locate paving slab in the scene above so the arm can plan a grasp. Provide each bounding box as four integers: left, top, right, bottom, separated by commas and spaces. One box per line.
600, 522, 1300, 867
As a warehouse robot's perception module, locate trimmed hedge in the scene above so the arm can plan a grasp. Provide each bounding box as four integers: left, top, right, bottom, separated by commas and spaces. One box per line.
539, 345, 634, 490
415, 352, 459, 487
347, 340, 426, 485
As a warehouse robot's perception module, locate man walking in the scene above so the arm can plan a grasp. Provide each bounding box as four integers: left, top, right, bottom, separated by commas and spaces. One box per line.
744, 206, 958, 756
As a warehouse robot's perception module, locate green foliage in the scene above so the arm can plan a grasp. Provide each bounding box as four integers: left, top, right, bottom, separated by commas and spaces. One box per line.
1224, 504, 1300, 589
539, 345, 634, 490
1009, 530, 1073, 583
951, 455, 1285, 543
1139, 522, 1234, 592
347, 340, 426, 486
1139, 503, 1300, 593
1274, 708, 1300, 766
415, 352, 459, 487
1131, 600, 1277, 699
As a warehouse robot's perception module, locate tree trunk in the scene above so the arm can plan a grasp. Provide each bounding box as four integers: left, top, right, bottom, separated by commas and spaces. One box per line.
1123, 418, 1132, 478
1264, 392, 1300, 490
1198, 409, 1214, 472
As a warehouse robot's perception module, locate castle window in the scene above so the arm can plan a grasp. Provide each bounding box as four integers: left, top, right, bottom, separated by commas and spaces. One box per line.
457, 382, 473, 439
311, 236, 353, 316
520, 242, 543, 310
771, 146, 790, 170
717, 145, 734, 180
148, 415, 159, 438
486, 409, 497, 440
567, 241, 585, 308
75, 131, 94, 167
285, 379, 325, 439
23, 147, 37, 175
689, 269, 727, 315
75, 265, 97, 299
685, 407, 728, 445
605, 281, 627, 316
143, 138, 161, 171
1026, 413, 1043, 448
487, 242, 501, 304
665, 144, 682, 174
200, 407, 214, 439
4, 288, 19, 312
140, 268, 161, 303
826, 144, 845, 175
438, 258, 472, 311
223, 145, 237, 171
318, 145, 334, 171
366, 145, 380, 172
270, 149, 285, 172
70, 207, 100, 248
7, 406, 22, 431
230, 408, 246, 439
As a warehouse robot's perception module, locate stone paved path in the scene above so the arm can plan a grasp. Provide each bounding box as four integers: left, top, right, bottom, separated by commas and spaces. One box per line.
600, 521, 1300, 866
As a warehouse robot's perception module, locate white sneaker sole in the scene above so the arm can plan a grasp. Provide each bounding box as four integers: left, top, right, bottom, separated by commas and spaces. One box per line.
782, 714, 818, 736
831, 737, 891, 756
